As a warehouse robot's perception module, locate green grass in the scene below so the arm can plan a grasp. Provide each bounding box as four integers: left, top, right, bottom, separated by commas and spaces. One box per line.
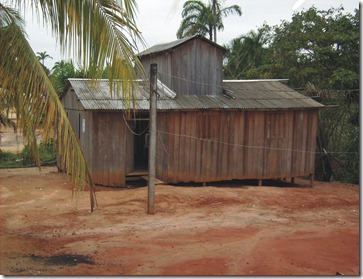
0, 140, 57, 168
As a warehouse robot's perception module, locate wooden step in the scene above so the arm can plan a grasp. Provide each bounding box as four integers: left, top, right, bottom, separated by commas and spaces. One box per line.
140, 176, 166, 185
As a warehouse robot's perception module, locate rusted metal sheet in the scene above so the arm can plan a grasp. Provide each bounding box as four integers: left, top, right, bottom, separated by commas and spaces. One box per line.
66, 79, 323, 112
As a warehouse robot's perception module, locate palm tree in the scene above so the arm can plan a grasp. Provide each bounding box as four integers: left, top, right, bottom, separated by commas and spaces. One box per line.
50, 60, 77, 95
177, 0, 213, 40
36, 51, 53, 65
224, 29, 268, 79
177, 0, 241, 42
0, 1, 145, 211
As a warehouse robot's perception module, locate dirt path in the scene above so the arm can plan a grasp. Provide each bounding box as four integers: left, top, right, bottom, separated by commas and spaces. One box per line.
0, 167, 359, 275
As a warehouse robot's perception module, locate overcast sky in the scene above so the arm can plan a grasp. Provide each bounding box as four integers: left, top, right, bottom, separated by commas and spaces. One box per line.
23, 0, 359, 69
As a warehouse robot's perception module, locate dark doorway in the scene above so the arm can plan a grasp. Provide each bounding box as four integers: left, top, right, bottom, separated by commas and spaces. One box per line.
134, 117, 149, 171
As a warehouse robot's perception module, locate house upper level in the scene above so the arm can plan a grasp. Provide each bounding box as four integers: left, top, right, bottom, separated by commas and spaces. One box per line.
138, 35, 226, 97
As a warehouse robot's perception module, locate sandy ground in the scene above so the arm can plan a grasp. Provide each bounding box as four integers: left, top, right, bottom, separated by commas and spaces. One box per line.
0, 125, 360, 275
0, 166, 359, 276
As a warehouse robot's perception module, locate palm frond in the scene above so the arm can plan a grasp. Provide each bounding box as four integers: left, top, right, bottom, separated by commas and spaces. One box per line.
1, 0, 149, 211
14, 0, 146, 106
0, 14, 97, 210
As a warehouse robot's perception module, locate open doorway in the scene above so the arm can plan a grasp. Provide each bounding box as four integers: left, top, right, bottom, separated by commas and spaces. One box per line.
133, 115, 149, 171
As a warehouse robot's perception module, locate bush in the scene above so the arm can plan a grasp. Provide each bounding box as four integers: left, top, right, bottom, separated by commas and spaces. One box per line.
0, 140, 57, 168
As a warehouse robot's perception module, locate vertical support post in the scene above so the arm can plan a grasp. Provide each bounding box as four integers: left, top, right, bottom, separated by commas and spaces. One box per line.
148, 63, 157, 214
309, 174, 314, 188
258, 179, 263, 187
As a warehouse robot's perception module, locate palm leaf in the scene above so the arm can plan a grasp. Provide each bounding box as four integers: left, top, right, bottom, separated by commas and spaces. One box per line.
1, 1, 147, 210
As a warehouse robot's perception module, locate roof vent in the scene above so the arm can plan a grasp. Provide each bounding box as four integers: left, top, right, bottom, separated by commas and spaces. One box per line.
223, 88, 235, 99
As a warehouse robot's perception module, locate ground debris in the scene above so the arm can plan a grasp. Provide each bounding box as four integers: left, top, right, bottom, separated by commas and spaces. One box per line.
30, 253, 95, 266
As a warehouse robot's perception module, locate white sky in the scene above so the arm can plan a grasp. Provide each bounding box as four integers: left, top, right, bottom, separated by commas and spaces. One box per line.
23, 0, 359, 69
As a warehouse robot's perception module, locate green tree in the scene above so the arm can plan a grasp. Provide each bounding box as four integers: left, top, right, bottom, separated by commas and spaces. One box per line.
50, 60, 77, 95
266, 6, 359, 90
0, 1, 145, 210
177, 0, 241, 42
224, 29, 269, 79
36, 51, 53, 65
262, 7, 359, 183
224, 7, 359, 183
36, 51, 53, 75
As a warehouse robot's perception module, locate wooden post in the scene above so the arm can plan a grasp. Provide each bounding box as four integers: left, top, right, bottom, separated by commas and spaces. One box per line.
148, 63, 157, 214
258, 179, 262, 187
309, 174, 314, 188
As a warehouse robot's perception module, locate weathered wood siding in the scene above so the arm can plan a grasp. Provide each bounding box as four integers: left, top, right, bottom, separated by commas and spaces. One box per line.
88, 112, 133, 186
62, 89, 134, 186
140, 38, 224, 96
62, 87, 319, 186
155, 110, 318, 183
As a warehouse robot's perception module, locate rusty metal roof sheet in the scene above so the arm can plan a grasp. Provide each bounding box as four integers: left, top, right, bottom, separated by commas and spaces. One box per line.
66, 79, 324, 111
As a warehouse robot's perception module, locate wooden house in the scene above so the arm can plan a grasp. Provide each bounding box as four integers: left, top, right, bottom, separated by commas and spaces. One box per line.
61, 36, 324, 187
138, 35, 225, 96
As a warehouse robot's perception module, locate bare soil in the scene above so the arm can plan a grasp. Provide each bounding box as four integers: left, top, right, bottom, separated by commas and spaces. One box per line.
0, 125, 360, 275
0, 166, 359, 276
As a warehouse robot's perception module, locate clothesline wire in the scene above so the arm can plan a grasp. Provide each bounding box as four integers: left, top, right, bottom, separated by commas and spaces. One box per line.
154, 129, 358, 156
156, 70, 359, 94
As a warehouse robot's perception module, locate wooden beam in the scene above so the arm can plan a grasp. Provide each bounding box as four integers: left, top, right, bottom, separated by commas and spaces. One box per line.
148, 63, 157, 214
309, 174, 314, 188
141, 176, 166, 185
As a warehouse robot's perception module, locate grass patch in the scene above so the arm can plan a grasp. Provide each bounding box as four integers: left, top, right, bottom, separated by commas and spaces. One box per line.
0, 140, 57, 168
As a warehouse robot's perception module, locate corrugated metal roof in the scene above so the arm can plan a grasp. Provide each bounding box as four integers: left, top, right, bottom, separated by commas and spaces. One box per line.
66, 79, 324, 111
137, 35, 226, 57
67, 78, 176, 110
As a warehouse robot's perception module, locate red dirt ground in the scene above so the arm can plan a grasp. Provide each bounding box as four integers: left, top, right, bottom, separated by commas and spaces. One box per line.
0, 166, 359, 276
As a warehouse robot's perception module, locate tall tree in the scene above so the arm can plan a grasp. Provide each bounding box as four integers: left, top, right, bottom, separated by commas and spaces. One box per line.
0, 1, 145, 210
210, 0, 241, 42
224, 29, 269, 79
263, 7, 359, 183
224, 7, 359, 183
36, 51, 53, 65
36, 51, 53, 75
265, 6, 359, 90
177, 0, 241, 42
50, 60, 77, 95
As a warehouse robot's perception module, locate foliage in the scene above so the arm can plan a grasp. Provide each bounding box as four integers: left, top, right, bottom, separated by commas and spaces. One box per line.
0, 1, 146, 210
224, 6, 359, 184
0, 140, 56, 168
265, 7, 360, 184
224, 29, 270, 79
177, 0, 241, 42
49, 59, 114, 96
0, 141, 57, 168
265, 6, 359, 90
313, 90, 359, 184
50, 60, 78, 95
36, 51, 53, 74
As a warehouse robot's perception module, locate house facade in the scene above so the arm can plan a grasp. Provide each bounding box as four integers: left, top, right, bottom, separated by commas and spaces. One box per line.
61, 36, 323, 187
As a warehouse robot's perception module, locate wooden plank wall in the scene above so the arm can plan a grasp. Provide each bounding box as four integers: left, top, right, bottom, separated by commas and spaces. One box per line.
89, 112, 132, 186
171, 39, 223, 96
140, 38, 224, 96
156, 110, 319, 183
140, 54, 172, 89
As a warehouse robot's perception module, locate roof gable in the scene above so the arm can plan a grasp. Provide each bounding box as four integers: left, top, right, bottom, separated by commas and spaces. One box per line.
137, 35, 226, 57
